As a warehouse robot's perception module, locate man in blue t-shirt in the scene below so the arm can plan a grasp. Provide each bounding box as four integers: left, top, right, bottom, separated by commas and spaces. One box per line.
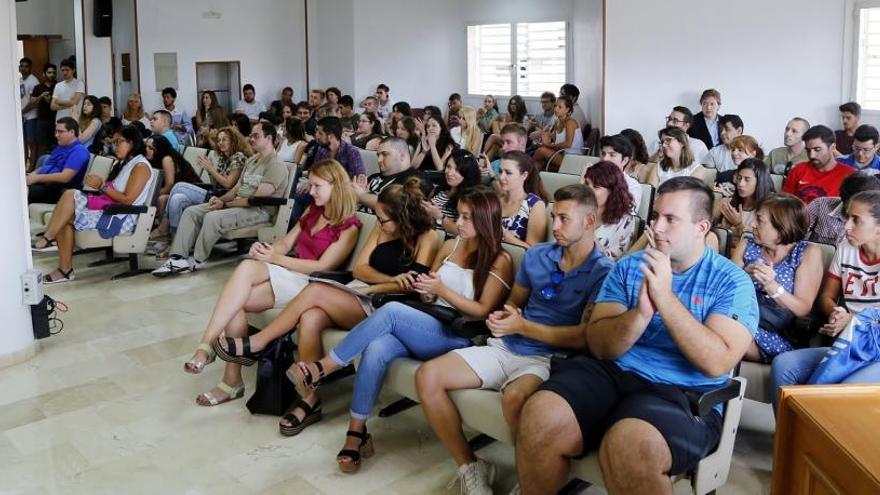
516, 177, 758, 495
26, 117, 90, 204
417, 184, 614, 494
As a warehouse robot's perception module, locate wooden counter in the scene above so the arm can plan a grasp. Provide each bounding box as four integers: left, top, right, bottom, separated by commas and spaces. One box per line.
772, 385, 880, 494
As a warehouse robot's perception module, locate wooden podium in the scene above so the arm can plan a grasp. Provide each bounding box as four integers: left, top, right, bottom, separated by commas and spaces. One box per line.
772, 385, 880, 494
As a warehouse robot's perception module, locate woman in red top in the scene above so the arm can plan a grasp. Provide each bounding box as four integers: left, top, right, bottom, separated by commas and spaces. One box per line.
186, 159, 362, 407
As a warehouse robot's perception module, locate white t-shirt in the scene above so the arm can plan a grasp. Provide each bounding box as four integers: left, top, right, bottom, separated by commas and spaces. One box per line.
20, 74, 39, 120
52, 78, 85, 119
648, 136, 710, 166
707, 144, 736, 172
829, 239, 880, 313
235, 99, 266, 120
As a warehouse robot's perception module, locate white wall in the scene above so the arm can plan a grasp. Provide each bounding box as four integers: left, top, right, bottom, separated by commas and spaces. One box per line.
347, 0, 602, 119
604, 0, 846, 151
111, 0, 137, 106
15, 0, 74, 38
136, 0, 307, 117
81, 0, 113, 99
308, 0, 354, 94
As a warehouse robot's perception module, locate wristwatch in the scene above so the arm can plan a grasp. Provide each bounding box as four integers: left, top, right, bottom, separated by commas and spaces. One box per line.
768, 284, 786, 299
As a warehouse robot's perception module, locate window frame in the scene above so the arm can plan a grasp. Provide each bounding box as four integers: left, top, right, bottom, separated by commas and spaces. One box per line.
846, 0, 880, 115
465, 19, 572, 101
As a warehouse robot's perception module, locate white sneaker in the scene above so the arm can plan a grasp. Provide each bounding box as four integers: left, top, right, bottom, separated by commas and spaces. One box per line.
152, 256, 193, 277
447, 459, 496, 495
188, 256, 206, 271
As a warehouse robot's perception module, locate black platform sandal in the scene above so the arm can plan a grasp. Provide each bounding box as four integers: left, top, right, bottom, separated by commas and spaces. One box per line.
337, 427, 374, 474
212, 336, 260, 366
279, 399, 323, 437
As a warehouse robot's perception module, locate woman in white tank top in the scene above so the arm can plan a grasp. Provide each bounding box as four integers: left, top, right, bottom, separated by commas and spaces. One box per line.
286, 189, 514, 473
533, 95, 584, 172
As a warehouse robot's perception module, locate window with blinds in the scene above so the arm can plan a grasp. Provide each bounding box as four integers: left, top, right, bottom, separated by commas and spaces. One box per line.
856, 7, 880, 110
467, 21, 568, 97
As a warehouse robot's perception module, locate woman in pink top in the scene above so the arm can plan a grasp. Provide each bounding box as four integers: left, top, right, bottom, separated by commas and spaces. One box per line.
185, 159, 362, 407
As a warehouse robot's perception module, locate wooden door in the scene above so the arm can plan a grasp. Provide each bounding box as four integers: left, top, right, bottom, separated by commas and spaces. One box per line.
20, 36, 49, 76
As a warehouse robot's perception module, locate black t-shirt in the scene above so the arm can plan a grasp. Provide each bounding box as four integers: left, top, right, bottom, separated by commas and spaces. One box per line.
31, 83, 56, 122
361, 167, 432, 213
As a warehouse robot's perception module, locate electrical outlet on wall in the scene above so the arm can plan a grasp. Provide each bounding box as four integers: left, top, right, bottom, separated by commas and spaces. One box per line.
21, 270, 43, 306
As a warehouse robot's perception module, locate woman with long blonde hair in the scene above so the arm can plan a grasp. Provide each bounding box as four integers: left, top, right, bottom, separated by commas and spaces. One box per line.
185, 160, 363, 407
452, 106, 482, 155
121, 93, 150, 126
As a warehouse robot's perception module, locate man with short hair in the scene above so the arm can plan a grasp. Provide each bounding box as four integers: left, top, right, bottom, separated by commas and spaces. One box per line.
783, 125, 855, 204
600, 134, 643, 208
839, 124, 880, 175
26, 117, 90, 203
528, 92, 557, 144
269, 86, 294, 117
418, 184, 614, 495
647, 106, 710, 165
339, 95, 359, 131
375, 83, 392, 120
835, 101, 861, 155
313, 116, 365, 179
153, 122, 289, 276
309, 89, 326, 113
446, 93, 463, 129
807, 172, 880, 245
19, 57, 40, 169
516, 176, 758, 495
150, 110, 181, 151
296, 101, 317, 136
706, 114, 744, 173
162, 87, 192, 145
51, 58, 84, 120
235, 84, 266, 122
483, 123, 528, 177
688, 88, 722, 151
31, 63, 57, 164
766, 117, 810, 175
559, 84, 587, 128
354, 136, 429, 212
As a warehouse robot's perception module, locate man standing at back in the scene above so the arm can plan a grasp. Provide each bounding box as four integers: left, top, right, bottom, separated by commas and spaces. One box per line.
31, 63, 57, 167
515, 177, 758, 495
688, 88, 722, 151
835, 101, 861, 156
51, 58, 84, 120
19, 57, 40, 170
162, 87, 192, 145
783, 125, 855, 204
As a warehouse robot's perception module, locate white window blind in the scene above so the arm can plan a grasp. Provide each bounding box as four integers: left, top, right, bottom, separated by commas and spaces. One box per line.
467, 24, 512, 96
467, 21, 568, 97
517, 21, 567, 97
856, 7, 880, 110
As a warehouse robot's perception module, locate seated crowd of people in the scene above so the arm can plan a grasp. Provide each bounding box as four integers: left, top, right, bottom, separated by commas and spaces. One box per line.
23, 73, 880, 494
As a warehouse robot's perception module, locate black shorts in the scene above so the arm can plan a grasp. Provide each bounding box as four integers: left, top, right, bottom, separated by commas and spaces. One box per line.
541, 356, 723, 475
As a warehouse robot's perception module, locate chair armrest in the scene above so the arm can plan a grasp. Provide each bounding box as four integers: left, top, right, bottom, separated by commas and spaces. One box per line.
248, 196, 288, 207
309, 270, 354, 284
370, 292, 420, 309
685, 379, 742, 417
103, 204, 148, 215
450, 317, 490, 340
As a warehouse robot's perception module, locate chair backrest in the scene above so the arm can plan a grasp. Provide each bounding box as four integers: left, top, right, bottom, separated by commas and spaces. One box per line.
545, 202, 555, 241
811, 241, 836, 271
637, 183, 655, 223
83, 155, 116, 191
630, 215, 644, 248
280, 163, 299, 198
700, 166, 717, 189
359, 148, 380, 176
557, 154, 599, 176
712, 227, 731, 258
770, 173, 784, 192
503, 243, 526, 275
182, 146, 209, 170
344, 212, 379, 271
539, 171, 582, 199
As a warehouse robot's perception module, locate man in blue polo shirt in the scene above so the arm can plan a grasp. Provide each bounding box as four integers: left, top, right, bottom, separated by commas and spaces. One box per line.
839, 124, 880, 175
417, 184, 614, 495
515, 177, 758, 495
26, 117, 90, 204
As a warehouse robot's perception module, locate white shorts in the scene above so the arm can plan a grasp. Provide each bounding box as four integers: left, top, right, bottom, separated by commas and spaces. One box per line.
453, 338, 551, 391
266, 263, 310, 308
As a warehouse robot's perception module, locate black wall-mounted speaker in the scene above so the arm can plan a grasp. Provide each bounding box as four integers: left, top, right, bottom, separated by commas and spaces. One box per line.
93, 0, 113, 38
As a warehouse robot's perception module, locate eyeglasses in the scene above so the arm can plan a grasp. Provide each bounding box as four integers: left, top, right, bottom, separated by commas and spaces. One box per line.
112, 138, 131, 146
540, 268, 565, 300
666, 116, 686, 125
853, 145, 876, 154
377, 216, 394, 225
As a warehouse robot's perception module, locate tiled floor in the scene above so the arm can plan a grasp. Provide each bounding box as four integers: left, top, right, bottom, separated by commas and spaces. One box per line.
0, 249, 775, 494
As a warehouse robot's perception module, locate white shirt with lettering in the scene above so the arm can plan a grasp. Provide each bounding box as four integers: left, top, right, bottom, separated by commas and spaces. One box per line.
829, 239, 880, 313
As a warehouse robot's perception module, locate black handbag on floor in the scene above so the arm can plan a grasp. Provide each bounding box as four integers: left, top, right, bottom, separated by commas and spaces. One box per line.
246, 335, 299, 416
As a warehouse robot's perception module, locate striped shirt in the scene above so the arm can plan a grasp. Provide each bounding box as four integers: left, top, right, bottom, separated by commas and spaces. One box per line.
806, 197, 846, 246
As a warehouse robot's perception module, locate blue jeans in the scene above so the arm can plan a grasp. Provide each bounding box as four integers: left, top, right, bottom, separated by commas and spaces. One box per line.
165, 182, 209, 232
329, 302, 470, 419
770, 347, 880, 410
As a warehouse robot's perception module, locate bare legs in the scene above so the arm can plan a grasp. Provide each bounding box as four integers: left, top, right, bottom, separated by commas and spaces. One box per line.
533, 145, 563, 172
40, 189, 78, 278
